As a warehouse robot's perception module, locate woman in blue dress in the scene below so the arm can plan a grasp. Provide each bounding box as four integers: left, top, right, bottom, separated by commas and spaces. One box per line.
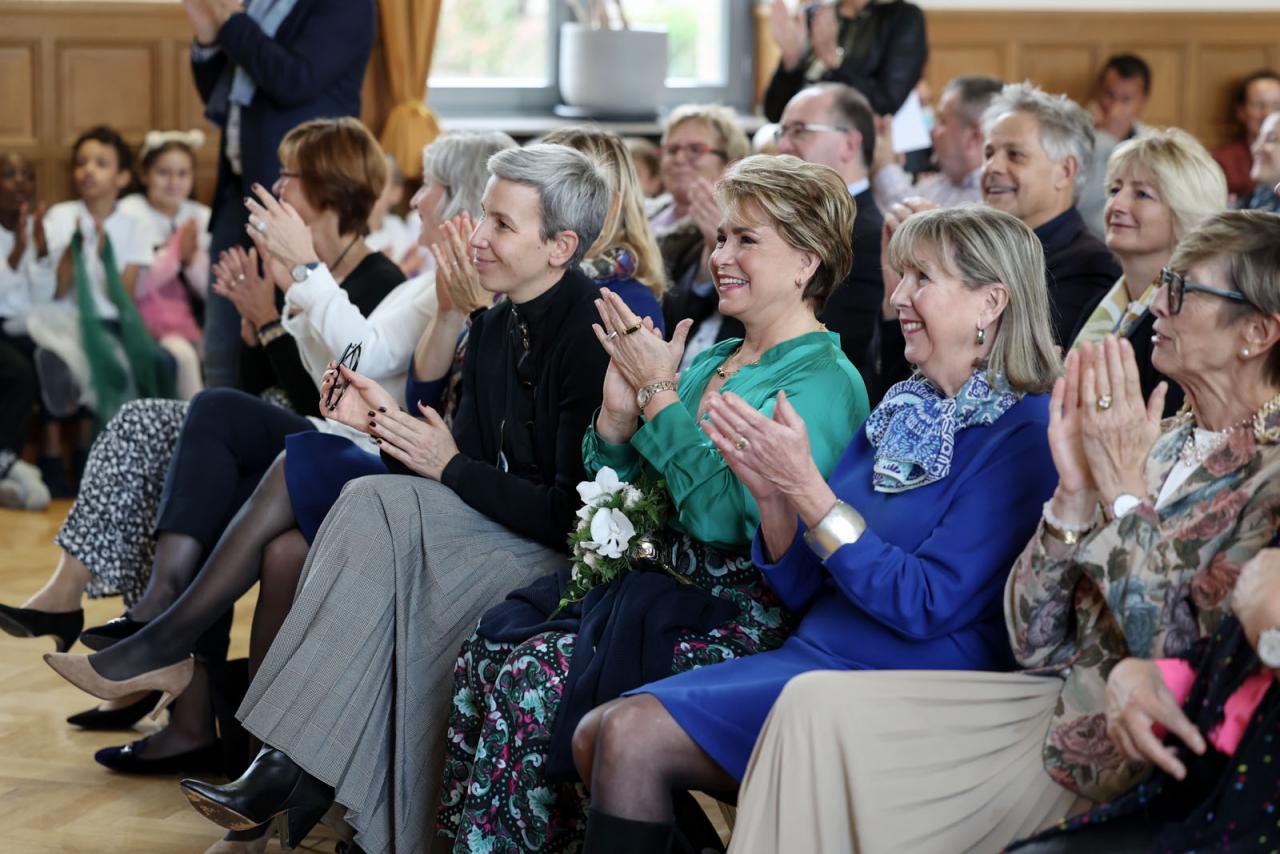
572, 205, 1066, 852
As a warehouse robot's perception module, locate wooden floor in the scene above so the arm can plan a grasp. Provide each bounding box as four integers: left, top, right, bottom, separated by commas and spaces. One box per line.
0, 501, 331, 853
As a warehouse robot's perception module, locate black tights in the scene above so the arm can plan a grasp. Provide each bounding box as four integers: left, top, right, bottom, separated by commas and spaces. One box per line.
90, 451, 303, 682
574, 694, 737, 823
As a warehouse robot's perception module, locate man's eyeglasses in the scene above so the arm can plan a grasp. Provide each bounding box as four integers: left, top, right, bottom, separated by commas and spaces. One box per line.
325, 341, 362, 410
661, 142, 728, 162
775, 122, 852, 142
1159, 267, 1258, 315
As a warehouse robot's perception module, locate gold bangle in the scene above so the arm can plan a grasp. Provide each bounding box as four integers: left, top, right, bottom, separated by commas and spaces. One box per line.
803, 500, 867, 560
1042, 517, 1085, 546
257, 323, 288, 347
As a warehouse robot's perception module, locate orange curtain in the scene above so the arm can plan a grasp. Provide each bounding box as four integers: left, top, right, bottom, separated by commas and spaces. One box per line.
372, 0, 444, 179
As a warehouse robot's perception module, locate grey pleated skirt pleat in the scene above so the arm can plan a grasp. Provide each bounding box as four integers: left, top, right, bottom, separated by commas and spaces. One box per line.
237, 474, 568, 854
727, 669, 1092, 854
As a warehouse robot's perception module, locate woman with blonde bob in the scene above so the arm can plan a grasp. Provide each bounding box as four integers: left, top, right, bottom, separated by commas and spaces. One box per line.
729, 210, 1280, 854
543, 126, 668, 327
1072, 127, 1228, 415
436, 154, 869, 852
572, 206, 1063, 853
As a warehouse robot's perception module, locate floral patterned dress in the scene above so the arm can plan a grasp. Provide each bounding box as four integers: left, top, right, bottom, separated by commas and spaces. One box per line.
1006, 407, 1280, 802
436, 331, 870, 853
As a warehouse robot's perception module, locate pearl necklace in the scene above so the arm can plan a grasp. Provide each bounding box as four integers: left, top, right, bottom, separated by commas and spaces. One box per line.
1179, 392, 1280, 465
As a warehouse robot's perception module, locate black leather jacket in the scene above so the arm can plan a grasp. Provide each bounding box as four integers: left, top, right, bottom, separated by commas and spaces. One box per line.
763, 0, 927, 121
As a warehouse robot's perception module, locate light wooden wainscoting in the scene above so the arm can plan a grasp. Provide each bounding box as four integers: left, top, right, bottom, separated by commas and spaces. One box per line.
754, 7, 1280, 151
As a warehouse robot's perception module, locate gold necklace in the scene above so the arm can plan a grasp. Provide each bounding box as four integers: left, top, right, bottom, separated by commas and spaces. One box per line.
715, 346, 759, 380
1179, 391, 1280, 464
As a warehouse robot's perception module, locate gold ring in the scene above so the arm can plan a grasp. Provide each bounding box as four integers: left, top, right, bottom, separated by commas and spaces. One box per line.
623, 320, 643, 335
1096, 394, 1113, 411
733, 436, 750, 451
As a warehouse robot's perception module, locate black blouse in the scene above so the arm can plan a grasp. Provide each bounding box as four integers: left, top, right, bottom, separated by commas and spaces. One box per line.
410, 267, 610, 550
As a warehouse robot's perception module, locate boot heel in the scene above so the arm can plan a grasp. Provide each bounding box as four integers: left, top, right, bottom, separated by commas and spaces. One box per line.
281, 801, 328, 849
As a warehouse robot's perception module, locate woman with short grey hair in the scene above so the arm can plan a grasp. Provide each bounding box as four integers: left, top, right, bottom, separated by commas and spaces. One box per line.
89, 143, 615, 854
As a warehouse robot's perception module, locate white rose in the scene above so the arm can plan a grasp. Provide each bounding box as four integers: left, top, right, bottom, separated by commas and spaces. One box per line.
624, 485, 643, 509
589, 506, 636, 559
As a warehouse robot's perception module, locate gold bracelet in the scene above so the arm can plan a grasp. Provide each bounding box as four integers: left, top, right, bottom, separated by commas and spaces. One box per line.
257, 323, 288, 347
803, 500, 867, 560
1042, 517, 1086, 545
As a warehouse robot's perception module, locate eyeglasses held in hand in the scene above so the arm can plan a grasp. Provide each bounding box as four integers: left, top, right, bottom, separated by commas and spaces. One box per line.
325, 341, 362, 411
1158, 267, 1257, 315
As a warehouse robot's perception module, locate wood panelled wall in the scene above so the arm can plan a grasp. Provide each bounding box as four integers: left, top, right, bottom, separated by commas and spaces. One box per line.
755, 7, 1280, 152
4, 1, 1280, 206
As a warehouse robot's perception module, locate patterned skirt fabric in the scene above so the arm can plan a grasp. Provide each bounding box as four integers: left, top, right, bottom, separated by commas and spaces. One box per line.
437, 533, 794, 853
53, 397, 189, 606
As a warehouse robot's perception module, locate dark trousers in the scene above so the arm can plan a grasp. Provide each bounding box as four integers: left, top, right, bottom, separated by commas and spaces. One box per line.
204, 174, 251, 389
155, 387, 314, 548
0, 335, 36, 456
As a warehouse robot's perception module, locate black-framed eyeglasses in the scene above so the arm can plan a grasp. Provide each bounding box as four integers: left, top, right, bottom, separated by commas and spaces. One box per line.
1159, 267, 1258, 315
325, 341, 362, 410
661, 142, 728, 162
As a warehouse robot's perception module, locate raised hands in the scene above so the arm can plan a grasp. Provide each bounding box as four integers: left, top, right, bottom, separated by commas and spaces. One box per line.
1105, 656, 1205, 781
769, 0, 807, 71
592, 288, 689, 394
211, 246, 279, 328
430, 212, 489, 315
880, 197, 940, 319
687, 177, 722, 250
702, 390, 821, 506
808, 3, 841, 70
244, 182, 318, 278
177, 217, 201, 266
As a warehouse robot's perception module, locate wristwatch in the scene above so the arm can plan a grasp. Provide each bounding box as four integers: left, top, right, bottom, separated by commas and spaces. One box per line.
290, 260, 321, 284
1259, 627, 1280, 668
636, 379, 677, 410
1111, 493, 1141, 520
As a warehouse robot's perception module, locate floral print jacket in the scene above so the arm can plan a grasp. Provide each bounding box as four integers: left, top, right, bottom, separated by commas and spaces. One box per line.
1005, 409, 1280, 802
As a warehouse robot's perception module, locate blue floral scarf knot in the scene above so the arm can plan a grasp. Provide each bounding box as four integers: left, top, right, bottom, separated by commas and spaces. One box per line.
865, 369, 1021, 493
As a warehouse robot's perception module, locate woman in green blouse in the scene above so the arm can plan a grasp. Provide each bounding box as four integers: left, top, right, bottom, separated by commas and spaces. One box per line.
435, 155, 870, 852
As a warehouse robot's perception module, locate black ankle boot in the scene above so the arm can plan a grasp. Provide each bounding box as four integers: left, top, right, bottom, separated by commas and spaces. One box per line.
180, 747, 333, 849
0, 602, 84, 652
583, 807, 674, 854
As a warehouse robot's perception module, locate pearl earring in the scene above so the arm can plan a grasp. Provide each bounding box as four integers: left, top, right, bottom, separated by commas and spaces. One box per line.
1242, 347, 1251, 357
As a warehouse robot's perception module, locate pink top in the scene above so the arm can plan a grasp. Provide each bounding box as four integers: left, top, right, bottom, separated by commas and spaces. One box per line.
1155, 658, 1272, 755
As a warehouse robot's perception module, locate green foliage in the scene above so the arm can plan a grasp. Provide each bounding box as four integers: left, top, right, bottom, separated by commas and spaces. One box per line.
560, 476, 672, 609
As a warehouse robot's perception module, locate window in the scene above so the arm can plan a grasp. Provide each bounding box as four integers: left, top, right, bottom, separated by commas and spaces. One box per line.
427, 0, 752, 115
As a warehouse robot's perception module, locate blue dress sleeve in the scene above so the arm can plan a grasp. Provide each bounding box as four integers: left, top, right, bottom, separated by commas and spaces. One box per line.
751, 525, 824, 612
816, 420, 1056, 640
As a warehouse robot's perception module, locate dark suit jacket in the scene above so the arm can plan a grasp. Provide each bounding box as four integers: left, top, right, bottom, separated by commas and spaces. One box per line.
1036, 207, 1121, 348
763, 0, 927, 121
191, 0, 376, 219
820, 188, 884, 391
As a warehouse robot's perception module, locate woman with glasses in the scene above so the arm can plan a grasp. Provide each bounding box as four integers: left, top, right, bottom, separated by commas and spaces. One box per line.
1071, 128, 1227, 417
650, 104, 752, 366
728, 209, 1280, 853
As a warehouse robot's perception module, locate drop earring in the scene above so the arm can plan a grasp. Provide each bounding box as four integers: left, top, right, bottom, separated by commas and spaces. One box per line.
976, 326, 986, 346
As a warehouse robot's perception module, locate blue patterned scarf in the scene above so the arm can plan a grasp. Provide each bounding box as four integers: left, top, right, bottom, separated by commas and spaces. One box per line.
865, 369, 1020, 493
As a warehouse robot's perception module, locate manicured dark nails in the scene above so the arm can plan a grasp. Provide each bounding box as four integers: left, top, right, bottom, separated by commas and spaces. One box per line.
367, 411, 375, 417
378, 406, 387, 412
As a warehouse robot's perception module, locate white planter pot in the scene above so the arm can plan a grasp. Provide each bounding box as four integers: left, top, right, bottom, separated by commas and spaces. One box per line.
559, 23, 668, 114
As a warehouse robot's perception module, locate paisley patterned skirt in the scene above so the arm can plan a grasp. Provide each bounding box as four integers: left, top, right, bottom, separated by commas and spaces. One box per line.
436, 532, 794, 853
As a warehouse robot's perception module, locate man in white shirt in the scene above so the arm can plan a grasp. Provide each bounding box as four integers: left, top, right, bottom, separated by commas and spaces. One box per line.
871, 75, 1004, 211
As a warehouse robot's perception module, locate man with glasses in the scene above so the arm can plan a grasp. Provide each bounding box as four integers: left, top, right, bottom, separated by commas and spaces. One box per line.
777, 83, 885, 394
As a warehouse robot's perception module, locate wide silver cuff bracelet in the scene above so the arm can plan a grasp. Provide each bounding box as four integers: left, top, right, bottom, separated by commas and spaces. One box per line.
802, 500, 867, 560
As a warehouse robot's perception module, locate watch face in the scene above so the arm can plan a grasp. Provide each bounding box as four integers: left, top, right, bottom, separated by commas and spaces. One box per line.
291, 264, 308, 283
1260, 627, 1280, 668
1112, 494, 1141, 518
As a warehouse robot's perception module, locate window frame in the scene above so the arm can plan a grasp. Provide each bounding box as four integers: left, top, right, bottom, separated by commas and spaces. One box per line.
425, 0, 755, 116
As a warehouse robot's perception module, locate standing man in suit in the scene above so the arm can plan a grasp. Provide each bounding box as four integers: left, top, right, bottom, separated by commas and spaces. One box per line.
776, 82, 885, 393
182, 0, 376, 388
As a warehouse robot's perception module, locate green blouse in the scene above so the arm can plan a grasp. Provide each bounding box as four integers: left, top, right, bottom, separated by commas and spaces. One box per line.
581, 331, 870, 552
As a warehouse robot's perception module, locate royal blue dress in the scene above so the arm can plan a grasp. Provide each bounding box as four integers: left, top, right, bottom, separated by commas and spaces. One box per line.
283, 276, 663, 542
632, 392, 1057, 780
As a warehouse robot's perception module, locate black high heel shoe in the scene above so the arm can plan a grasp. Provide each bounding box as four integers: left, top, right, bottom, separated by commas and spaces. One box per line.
0, 602, 84, 652
66, 691, 162, 730
79, 614, 148, 651
95, 736, 224, 775
181, 747, 333, 849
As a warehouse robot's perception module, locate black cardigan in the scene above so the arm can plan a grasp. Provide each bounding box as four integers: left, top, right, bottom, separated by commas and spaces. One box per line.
404, 268, 609, 550
763, 0, 927, 121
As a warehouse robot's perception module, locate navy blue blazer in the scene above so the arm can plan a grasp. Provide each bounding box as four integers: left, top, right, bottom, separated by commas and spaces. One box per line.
191, 0, 375, 216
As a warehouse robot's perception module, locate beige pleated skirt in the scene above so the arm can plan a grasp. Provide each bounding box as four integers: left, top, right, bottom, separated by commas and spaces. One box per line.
727, 669, 1092, 854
